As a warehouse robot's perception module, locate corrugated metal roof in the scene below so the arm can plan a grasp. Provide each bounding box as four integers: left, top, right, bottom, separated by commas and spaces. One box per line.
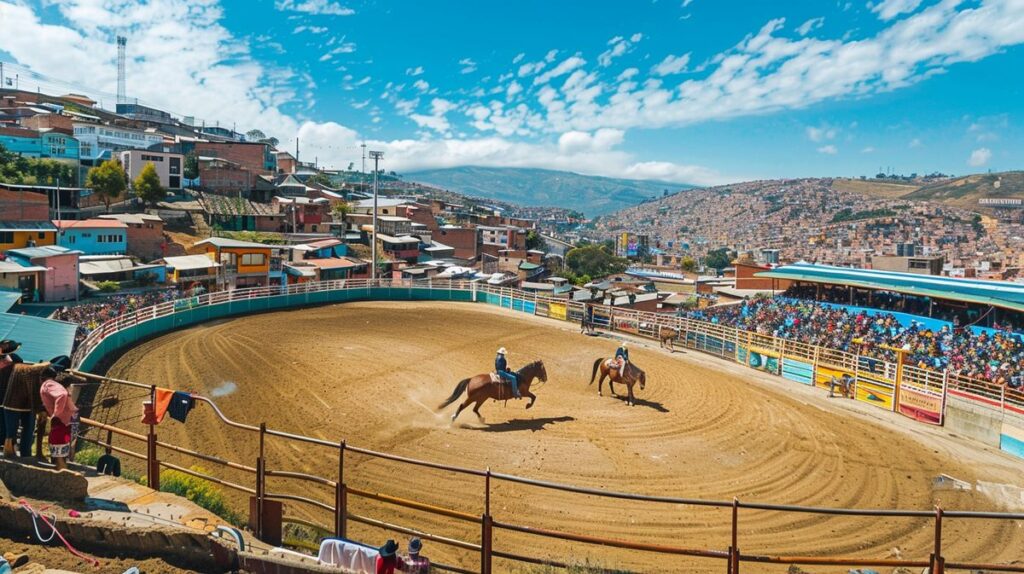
196, 237, 274, 249
0, 291, 21, 312
755, 263, 1024, 312
0, 221, 58, 232
160, 254, 220, 271
0, 313, 76, 362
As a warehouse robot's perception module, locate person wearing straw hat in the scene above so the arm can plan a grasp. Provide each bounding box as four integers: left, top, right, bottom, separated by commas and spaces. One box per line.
402, 537, 430, 573
495, 347, 520, 399
375, 539, 399, 574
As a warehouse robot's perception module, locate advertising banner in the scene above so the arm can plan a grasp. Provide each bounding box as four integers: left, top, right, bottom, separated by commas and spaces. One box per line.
897, 387, 943, 425
548, 302, 567, 320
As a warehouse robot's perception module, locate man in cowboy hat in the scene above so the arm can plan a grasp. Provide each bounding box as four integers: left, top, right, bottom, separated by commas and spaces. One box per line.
495, 347, 520, 399
0, 339, 21, 447
375, 539, 400, 574
402, 537, 430, 573
614, 341, 630, 372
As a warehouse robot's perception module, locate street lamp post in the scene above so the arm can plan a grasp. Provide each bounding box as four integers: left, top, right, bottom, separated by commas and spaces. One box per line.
369, 151, 384, 281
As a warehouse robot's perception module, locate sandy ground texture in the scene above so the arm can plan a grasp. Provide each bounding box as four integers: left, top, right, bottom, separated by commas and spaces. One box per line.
99, 301, 1024, 573
0, 533, 208, 573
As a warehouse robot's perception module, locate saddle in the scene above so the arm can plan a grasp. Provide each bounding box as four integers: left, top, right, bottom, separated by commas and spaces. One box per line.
604, 358, 622, 370
489, 372, 502, 384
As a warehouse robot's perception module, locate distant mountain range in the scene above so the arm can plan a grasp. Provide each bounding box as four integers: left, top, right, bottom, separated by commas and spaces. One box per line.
405, 166, 694, 216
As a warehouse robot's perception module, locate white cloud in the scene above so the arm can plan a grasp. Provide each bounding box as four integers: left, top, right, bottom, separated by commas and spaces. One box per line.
293, 25, 328, 34
817, 144, 838, 155
275, 0, 354, 16
518, 61, 546, 77
909, 138, 922, 148
405, 66, 424, 76
682, 0, 695, 7
413, 79, 430, 92
806, 126, 837, 142
534, 55, 587, 85
968, 147, 992, 167
458, 58, 477, 74
598, 33, 642, 67
506, 80, 523, 100
796, 17, 824, 36
319, 42, 356, 61
545, 49, 558, 62
861, 146, 875, 153
870, 0, 922, 21
512, 53, 525, 64
652, 53, 690, 76
409, 98, 458, 135
557, 128, 625, 154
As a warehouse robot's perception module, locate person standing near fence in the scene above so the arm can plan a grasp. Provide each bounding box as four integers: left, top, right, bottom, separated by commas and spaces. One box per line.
401, 538, 430, 573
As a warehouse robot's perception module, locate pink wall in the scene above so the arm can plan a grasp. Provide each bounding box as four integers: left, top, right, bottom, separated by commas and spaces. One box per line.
34, 253, 79, 302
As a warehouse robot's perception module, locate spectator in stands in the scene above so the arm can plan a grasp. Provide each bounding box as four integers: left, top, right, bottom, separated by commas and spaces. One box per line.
39, 356, 75, 470
376, 539, 400, 574
401, 538, 430, 573
0, 339, 21, 448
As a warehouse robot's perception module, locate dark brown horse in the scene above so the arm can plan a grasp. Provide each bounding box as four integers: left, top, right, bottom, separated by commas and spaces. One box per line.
438, 360, 548, 423
589, 358, 646, 406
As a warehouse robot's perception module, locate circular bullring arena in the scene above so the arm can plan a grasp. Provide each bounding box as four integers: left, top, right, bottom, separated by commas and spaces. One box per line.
99, 300, 1024, 573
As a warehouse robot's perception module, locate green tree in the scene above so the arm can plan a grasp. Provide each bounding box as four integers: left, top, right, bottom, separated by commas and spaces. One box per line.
680, 256, 698, 273
525, 230, 547, 251
564, 244, 628, 279
704, 247, 733, 271
331, 200, 351, 223
85, 158, 127, 212
307, 172, 334, 187
133, 162, 165, 206
246, 129, 267, 142
183, 151, 199, 180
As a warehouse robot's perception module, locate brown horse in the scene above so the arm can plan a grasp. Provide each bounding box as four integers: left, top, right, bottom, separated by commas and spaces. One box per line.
438, 360, 548, 423
589, 358, 646, 406
658, 326, 679, 350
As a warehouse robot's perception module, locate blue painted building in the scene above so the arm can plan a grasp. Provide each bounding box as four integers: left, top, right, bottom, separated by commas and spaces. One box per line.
54, 219, 127, 255
0, 127, 80, 162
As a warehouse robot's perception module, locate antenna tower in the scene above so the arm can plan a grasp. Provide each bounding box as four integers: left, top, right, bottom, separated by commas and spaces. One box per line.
116, 36, 127, 105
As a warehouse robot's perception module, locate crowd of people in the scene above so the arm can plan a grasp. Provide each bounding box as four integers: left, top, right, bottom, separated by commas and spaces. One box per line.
53, 289, 183, 347
687, 296, 1024, 388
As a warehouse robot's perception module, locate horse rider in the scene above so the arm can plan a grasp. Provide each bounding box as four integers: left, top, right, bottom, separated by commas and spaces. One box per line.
614, 342, 629, 372
495, 347, 521, 399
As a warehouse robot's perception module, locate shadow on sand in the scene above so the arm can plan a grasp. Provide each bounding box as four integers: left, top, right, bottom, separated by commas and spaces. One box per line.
606, 393, 669, 413
475, 415, 576, 433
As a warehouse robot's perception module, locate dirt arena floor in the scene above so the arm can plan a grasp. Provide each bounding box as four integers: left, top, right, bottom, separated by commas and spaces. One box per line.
100, 302, 1024, 573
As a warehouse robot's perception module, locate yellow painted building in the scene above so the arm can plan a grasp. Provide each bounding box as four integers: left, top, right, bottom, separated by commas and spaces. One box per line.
0, 222, 57, 251
194, 237, 273, 289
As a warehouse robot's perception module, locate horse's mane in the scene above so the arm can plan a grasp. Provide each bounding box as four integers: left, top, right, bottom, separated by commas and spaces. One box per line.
518, 360, 542, 373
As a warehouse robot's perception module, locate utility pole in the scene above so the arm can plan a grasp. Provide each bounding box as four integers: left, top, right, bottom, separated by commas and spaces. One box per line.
360, 142, 366, 175
369, 150, 383, 281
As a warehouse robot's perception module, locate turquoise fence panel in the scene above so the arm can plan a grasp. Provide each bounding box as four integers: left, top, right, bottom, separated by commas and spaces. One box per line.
1001, 433, 1024, 459
737, 346, 748, 365
500, 296, 512, 308
523, 301, 536, 314
782, 358, 815, 385
512, 298, 524, 312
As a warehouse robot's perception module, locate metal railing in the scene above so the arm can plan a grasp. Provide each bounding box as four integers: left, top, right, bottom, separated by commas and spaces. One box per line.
63, 278, 1024, 572
70, 370, 1024, 574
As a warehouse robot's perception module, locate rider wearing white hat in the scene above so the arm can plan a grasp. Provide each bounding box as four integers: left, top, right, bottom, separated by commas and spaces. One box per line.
495, 347, 520, 399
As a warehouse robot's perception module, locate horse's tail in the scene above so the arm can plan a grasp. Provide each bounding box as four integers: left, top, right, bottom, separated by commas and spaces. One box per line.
437, 378, 471, 410
588, 358, 603, 386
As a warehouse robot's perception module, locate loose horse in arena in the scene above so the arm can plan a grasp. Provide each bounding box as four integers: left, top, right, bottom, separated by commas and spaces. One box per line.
438, 360, 548, 423
659, 326, 680, 351
589, 358, 646, 406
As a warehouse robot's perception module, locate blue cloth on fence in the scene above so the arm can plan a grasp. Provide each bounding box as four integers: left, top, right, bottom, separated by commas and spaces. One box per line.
167, 391, 195, 423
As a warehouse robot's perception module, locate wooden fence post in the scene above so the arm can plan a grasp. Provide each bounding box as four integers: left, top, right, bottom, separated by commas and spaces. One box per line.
256, 422, 266, 540
335, 440, 347, 538
730, 497, 740, 574
481, 468, 493, 574
932, 506, 944, 574
146, 385, 160, 491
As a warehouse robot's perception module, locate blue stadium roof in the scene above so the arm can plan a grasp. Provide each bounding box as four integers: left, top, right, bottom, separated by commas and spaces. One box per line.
0, 290, 21, 313
755, 263, 1024, 313
0, 313, 76, 362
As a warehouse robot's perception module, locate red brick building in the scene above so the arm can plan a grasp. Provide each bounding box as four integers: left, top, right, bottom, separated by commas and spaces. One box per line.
435, 227, 480, 260
97, 213, 166, 261
0, 187, 49, 221
734, 261, 793, 291
193, 141, 276, 175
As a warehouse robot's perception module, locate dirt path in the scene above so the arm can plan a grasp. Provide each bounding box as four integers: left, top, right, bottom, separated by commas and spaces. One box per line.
100, 302, 1024, 573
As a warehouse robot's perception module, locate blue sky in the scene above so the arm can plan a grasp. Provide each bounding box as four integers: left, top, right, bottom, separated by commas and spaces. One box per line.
0, 0, 1022, 184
